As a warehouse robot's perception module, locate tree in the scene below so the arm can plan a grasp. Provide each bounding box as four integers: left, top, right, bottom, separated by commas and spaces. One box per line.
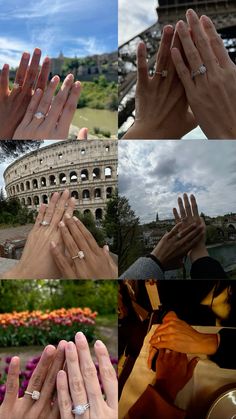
0, 141, 40, 163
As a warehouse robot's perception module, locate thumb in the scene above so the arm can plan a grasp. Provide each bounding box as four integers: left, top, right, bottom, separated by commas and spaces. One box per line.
186, 357, 199, 381
77, 127, 88, 140
103, 244, 110, 253
163, 311, 178, 323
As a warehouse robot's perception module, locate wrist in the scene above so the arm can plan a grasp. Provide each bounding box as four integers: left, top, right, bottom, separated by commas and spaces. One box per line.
153, 380, 177, 403
123, 121, 179, 140
189, 245, 208, 264
197, 333, 218, 355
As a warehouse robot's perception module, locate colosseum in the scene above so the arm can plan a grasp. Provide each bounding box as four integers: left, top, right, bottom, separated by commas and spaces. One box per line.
4, 140, 118, 221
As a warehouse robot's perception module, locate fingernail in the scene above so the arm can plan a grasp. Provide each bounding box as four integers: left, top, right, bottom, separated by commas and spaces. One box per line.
178, 20, 185, 28
3, 63, 9, 70
46, 345, 55, 355
67, 341, 74, 351
95, 340, 105, 348
65, 213, 71, 220
57, 370, 65, 378
44, 56, 50, 63
34, 48, 41, 55
23, 52, 30, 59
58, 340, 66, 350
11, 356, 19, 365
51, 75, 59, 83
104, 244, 109, 252
59, 221, 65, 227
51, 241, 56, 248
35, 88, 42, 95
73, 216, 79, 222
75, 81, 81, 88
75, 331, 86, 342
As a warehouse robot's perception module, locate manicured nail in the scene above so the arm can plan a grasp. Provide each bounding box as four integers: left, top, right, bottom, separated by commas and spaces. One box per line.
67, 341, 74, 351
23, 52, 30, 59
95, 340, 105, 348
34, 48, 41, 55
44, 56, 50, 63
65, 213, 71, 220
59, 221, 65, 227
73, 216, 79, 222
51, 75, 59, 83
57, 340, 66, 350
3, 63, 9, 70
74, 81, 81, 88
57, 370, 65, 378
178, 20, 185, 29
46, 345, 56, 355
10, 356, 19, 366
76, 331, 86, 341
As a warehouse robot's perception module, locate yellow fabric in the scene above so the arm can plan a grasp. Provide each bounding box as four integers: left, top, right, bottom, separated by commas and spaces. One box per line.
201, 288, 230, 325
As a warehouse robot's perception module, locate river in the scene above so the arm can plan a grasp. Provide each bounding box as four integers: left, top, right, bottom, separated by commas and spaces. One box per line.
72, 108, 117, 137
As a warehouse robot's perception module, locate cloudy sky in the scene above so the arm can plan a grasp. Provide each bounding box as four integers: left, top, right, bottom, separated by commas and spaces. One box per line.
119, 140, 236, 223
0, 0, 117, 68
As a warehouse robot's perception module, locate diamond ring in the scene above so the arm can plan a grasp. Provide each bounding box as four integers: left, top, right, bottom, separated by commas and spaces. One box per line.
40, 220, 50, 226
155, 70, 168, 78
25, 390, 41, 400
34, 111, 46, 120
192, 64, 207, 79
72, 403, 90, 415
72, 250, 85, 260
13, 82, 20, 89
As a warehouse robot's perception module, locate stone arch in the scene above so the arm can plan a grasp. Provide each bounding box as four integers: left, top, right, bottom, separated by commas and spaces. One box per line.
82, 189, 90, 199
13, 186, 16, 194
42, 194, 48, 204
41, 177, 46, 187
106, 187, 112, 198
49, 175, 56, 186
21, 198, 26, 205
59, 173, 67, 184
95, 208, 103, 220
70, 171, 78, 183
94, 188, 101, 198
16, 184, 20, 192
27, 197, 32, 205
20, 182, 24, 191
26, 181, 30, 190
93, 168, 100, 179
71, 190, 79, 199
81, 169, 89, 181
84, 209, 91, 216
105, 167, 112, 178
32, 179, 38, 189
33, 196, 39, 205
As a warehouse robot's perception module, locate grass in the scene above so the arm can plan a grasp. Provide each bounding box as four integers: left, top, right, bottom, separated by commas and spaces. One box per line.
95, 313, 117, 327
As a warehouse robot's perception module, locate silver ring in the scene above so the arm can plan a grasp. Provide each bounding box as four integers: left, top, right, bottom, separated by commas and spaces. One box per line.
40, 220, 50, 226
155, 70, 168, 78
72, 250, 85, 260
25, 390, 41, 400
34, 111, 45, 120
13, 82, 20, 89
192, 64, 207, 79
72, 403, 90, 415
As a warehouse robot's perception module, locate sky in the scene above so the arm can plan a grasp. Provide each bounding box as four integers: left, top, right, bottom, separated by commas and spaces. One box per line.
119, 140, 236, 223
0, 0, 118, 68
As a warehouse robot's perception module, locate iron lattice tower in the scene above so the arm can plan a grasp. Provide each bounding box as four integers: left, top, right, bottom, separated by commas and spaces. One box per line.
118, 0, 236, 131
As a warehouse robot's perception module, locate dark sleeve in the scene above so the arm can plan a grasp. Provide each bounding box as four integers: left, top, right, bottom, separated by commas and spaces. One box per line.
190, 257, 228, 279
119, 257, 165, 280
210, 328, 236, 369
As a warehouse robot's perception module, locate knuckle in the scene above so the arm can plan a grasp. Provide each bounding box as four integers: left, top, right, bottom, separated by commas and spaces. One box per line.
82, 365, 97, 379
6, 378, 17, 393
211, 34, 222, 48
178, 66, 189, 79
99, 366, 116, 381
61, 397, 72, 410
188, 50, 199, 62
71, 377, 84, 393
31, 374, 42, 387
195, 36, 208, 49
66, 102, 76, 113
55, 94, 65, 107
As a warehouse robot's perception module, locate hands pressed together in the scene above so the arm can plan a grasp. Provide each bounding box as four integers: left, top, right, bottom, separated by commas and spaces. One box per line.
0, 333, 118, 419
0, 49, 87, 140
123, 9, 236, 139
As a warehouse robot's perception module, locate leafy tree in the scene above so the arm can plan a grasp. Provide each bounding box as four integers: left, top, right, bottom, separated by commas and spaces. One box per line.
74, 210, 105, 246
0, 141, 40, 163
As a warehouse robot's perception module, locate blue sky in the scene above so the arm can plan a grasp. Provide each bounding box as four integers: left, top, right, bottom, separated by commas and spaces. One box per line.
0, 0, 118, 68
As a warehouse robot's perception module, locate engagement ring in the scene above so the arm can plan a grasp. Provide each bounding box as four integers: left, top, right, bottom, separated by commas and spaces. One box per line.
72, 403, 90, 415
34, 111, 46, 120
40, 220, 50, 226
25, 390, 41, 400
192, 64, 207, 79
72, 251, 85, 260
155, 70, 168, 78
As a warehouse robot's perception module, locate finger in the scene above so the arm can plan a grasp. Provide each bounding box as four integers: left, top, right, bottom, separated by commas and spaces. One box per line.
77, 127, 88, 140
43, 192, 60, 225
171, 47, 194, 92
147, 346, 157, 369
57, 371, 74, 419
186, 9, 217, 72
59, 221, 81, 259
173, 207, 181, 223
137, 42, 148, 85
65, 341, 89, 418
34, 75, 60, 123
178, 196, 186, 219
75, 332, 104, 409
155, 25, 174, 76
71, 215, 99, 254
162, 311, 178, 323
20, 88, 44, 126
186, 357, 199, 381
35, 56, 51, 90
24, 345, 56, 407
176, 20, 203, 72
56, 81, 81, 138
14, 52, 30, 87
183, 193, 193, 217
34, 203, 47, 227
182, 231, 205, 253
179, 224, 204, 246
23, 48, 42, 91
51, 241, 76, 279
0, 64, 9, 96
190, 194, 199, 217
47, 74, 74, 126
94, 340, 118, 410
51, 189, 70, 225
3, 357, 20, 404
200, 15, 232, 68
64, 197, 76, 219
39, 340, 67, 404
167, 221, 197, 239
64, 215, 96, 255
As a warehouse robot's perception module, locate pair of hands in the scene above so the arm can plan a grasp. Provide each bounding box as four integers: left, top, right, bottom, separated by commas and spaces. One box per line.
124, 9, 236, 139
152, 193, 206, 271
0, 49, 87, 140
148, 311, 218, 371
0, 334, 118, 419
3, 189, 118, 279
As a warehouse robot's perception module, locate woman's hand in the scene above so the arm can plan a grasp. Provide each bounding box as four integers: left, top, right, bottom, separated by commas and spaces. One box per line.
153, 349, 199, 402
0, 49, 50, 139
50, 215, 118, 279
13, 73, 81, 140
151, 221, 205, 270
2, 189, 76, 279
173, 193, 208, 263
123, 26, 196, 139
171, 9, 236, 139
0, 342, 66, 419
56, 333, 118, 419
149, 311, 218, 355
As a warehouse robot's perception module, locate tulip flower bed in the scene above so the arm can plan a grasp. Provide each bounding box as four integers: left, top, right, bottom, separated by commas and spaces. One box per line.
0, 354, 118, 404
0, 308, 97, 347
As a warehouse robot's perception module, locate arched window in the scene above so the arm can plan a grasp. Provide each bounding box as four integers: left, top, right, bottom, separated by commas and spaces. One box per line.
70, 171, 78, 183
84, 209, 91, 216
27, 197, 32, 205
21, 198, 25, 205
41, 177, 46, 187
82, 189, 90, 199
71, 191, 79, 199
26, 181, 30, 190
42, 195, 48, 204
59, 173, 67, 184
32, 179, 38, 189
93, 168, 100, 179
16, 184, 19, 192
106, 187, 112, 198
49, 175, 56, 186
20, 182, 24, 191
94, 188, 101, 198
33, 196, 39, 205
105, 167, 112, 178
13, 186, 16, 194
81, 169, 88, 181
95, 208, 103, 220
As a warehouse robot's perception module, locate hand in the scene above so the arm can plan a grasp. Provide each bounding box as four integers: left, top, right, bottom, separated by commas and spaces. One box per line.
13, 74, 81, 140
56, 333, 118, 419
2, 189, 76, 279
151, 221, 205, 270
171, 9, 236, 139
0, 49, 50, 139
123, 26, 196, 139
153, 349, 199, 402
0, 342, 66, 419
173, 193, 208, 263
50, 215, 118, 279
149, 311, 218, 355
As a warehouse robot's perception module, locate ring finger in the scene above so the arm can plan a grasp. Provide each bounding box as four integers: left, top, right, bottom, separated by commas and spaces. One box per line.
154, 25, 174, 81
183, 193, 193, 218
42, 192, 60, 225
14, 52, 30, 88
32, 75, 60, 126
177, 197, 187, 220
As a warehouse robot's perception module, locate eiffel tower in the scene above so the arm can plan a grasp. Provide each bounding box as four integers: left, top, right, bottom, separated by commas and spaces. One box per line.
118, 0, 236, 131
